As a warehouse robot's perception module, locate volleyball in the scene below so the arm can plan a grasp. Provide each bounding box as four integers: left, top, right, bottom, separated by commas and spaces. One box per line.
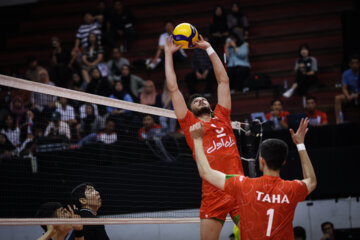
172, 23, 199, 49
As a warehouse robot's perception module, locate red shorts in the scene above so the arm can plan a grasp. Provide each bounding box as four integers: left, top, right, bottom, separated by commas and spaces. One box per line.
199, 190, 240, 222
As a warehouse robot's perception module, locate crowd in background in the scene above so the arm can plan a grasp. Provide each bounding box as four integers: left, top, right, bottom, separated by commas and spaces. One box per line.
0, 0, 359, 162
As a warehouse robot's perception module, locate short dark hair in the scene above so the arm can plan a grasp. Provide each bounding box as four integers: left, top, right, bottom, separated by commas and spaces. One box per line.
298, 44, 311, 57
71, 182, 94, 208
187, 94, 204, 109
35, 202, 62, 231
271, 98, 283, 106
294, 226, 306, 240
260, 139, 288, 170
349, 54, 360, 61
164, 19, 174, 25
306, 96, 317, 103
321, 221, 334, 232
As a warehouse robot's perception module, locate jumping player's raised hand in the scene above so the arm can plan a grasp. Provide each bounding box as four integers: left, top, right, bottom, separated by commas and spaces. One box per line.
165, 36, 181, 54
194, 35, 211, 50
289, 118, 309, 145
190, 122, 204, 140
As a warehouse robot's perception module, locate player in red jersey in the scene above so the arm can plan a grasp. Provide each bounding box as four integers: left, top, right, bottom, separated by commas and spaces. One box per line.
189, 118, 317, 240
164, 35, 244, 239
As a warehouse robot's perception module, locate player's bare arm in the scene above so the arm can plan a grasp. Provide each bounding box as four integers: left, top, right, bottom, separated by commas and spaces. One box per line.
194, 35, 231, 110
164, 36, 188, 119
289, 118, 317, 193
190, 122, 226, 190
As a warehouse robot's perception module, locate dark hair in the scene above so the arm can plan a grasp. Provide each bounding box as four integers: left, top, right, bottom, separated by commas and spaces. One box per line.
4, 114, 16, 131
83, 11, 93, 17
105, 117, 116, 124
321, 221, 334, 232
163, 19, 174, 25
298, 44, 311, 58
71, 182, 94, 208
271, 98, 283, 106
260, 139, 288, 170
187, 94, 204, 109
35, 202, 62, 231
349, 54, 360, 62
26, 56, 37, 64
87, 32, 100, 50
294, 226, 306, 240
306, 96, 317, 103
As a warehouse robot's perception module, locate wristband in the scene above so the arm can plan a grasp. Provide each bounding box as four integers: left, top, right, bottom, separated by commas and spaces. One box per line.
206, 47, 215, 56
296, 143, 306, 151
74, 230, 84, 238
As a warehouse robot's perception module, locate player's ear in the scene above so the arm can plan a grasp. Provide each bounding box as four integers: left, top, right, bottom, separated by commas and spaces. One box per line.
79, 197, 87, 205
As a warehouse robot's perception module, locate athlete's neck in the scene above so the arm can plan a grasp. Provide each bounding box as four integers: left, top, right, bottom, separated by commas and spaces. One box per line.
198, 113, 211, 122
83, 206, 98, 216
263, 167, 280, 177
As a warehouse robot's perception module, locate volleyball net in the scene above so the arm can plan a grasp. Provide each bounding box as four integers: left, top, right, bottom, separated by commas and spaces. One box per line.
0, 74, 252, 225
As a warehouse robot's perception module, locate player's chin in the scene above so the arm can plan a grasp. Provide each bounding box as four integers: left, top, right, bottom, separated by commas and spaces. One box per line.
193, 106, 211, 117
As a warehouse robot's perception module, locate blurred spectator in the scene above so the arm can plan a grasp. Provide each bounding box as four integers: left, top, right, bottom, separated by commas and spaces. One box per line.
119, 65, 145, 101
25, 56, 42, 82
321, 221, 345, 240
225, 33, 250, 93
80, 103, 105, 136
44, 111, 71, 140
69, 72, 88, 92
283, 44, 318, 105
86, 67, 112, 97
20, 110, 35, 142
56, 97, 77, 126
185, 35, 215, 95
334, 55, 359, 124
209, 5, 229, 56
97, 118, 117, 144
106, 0, 136, 51
81, 33, 104, 84
31, 68, 57, 112
265, 98, 289, 130
227, 3, 249, 41
107, 81, 133, 115
49, 37, 71, 87
138, 115, 161, 141
305, 96, 328, 126
107, 47, 130, 83
294, 226, 306, 240
74, 12, 102, 51
75, 103, 105, 147
159, 83, 176, 133
9, 96, 27, 127
148, 20, 186, 70
1, 115, 20, 147
93, 0, 109, 34
79, 103, 99, 119
139, 80, 161, 107
0, 133, 15, 161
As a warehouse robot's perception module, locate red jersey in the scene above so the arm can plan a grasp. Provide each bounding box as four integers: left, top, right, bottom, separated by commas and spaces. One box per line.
265, 111, 290, 124
138, 124, 161, 140
225, 175, 308, 240
178, 105, 244, 197
307, 110, 328, 125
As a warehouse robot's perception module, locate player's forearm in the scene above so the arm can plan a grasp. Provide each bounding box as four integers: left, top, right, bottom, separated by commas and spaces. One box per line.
165, 52, 179, 92
298, 149, 317, 193
208, 50, 229, 85
342, 85, 350, 98
193, 139, 225, 190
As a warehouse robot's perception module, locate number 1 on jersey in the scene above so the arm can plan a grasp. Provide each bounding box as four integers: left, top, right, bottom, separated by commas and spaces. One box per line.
266, 208, 274, 237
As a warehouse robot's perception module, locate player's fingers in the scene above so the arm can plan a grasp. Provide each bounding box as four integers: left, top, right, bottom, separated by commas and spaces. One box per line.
199, 34, 204, 41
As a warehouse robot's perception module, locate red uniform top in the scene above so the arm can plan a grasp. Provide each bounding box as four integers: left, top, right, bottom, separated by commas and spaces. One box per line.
307, 110, 328, 125
138, 124, 161, 140
265, 111, 290, 124
225, 175, 308, 240
178, 105, 244, 197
